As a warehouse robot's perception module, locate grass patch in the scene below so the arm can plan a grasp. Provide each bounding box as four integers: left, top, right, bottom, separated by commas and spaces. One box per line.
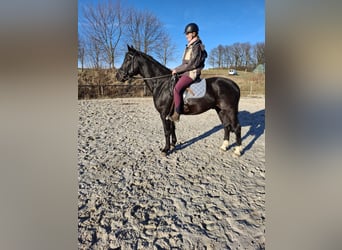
202, 68, 265, 97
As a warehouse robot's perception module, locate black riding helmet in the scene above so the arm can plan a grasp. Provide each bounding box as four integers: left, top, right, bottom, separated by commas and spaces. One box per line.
184, 23, 199, 34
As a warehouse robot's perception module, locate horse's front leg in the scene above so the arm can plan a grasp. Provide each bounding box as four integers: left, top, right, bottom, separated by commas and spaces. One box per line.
170, 121, 177, 149
160, 115, 174, 156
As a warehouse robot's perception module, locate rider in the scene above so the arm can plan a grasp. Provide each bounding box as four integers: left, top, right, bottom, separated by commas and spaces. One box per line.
169, 23, 207, 122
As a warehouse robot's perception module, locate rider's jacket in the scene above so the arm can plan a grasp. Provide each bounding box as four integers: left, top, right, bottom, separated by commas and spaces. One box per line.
174, 38, 207, 80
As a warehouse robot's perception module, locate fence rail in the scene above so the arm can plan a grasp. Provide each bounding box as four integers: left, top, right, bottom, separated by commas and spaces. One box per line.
78, 84, 151, 99
78, 83, 264, 99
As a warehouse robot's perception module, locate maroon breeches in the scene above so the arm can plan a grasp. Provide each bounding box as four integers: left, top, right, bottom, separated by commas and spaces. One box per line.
173, 75, 193, 113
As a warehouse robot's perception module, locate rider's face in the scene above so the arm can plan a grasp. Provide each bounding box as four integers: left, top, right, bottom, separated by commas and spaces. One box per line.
185, 32, 194, 42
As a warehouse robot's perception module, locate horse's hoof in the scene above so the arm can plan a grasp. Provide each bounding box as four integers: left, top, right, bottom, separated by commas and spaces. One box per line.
160, 147, 167, 156
233, 146, 242, 156
220, 140, 229, 151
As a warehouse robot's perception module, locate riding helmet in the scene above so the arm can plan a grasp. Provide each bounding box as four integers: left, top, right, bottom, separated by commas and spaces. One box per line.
184, 23, 199, 34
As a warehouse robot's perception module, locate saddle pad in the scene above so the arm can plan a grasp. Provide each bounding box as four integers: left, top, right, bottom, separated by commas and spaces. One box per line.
183, 79, 206, 102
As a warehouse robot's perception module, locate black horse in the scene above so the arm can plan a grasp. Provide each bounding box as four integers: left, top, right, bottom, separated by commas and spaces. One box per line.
116, 45, 242, 156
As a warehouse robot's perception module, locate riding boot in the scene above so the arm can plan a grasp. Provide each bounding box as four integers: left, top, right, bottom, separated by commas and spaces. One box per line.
170, 112, 180, 122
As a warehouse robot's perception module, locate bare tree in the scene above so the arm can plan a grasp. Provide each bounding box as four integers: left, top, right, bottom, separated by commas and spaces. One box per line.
124, 8, 165, 55
224, 45, 235, 68
254, 42, 265, 65
87, 36, 103, 69
221, 46, 229, 68
231, 43, 243, 69
154, 33, 177, 66
81, 0, 123, 68
240, 42, 252, 69
78, 34, 85, 71
124, 8, 142, 50
210, 44, 238, 69
217, 45, 225, 68
208, 47, 219, 68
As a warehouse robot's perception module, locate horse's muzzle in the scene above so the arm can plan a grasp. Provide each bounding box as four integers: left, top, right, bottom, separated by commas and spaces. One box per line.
116, 70, 128, 82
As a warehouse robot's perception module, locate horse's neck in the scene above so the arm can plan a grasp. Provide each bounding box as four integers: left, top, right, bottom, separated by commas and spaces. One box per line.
139, 59, 168, 78
138, 57, 170, 93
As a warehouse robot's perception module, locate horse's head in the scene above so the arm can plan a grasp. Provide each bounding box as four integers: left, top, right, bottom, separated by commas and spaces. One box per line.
116, 45, 140, 82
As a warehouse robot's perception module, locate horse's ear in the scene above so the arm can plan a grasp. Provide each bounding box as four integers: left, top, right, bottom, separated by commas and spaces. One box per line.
127, 45, 136, 52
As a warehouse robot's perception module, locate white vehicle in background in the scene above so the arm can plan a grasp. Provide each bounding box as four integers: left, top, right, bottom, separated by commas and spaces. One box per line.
228, 69, 238, 75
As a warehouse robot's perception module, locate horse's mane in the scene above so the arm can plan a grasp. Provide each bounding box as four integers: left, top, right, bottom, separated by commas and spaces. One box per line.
131, 48, 171, 72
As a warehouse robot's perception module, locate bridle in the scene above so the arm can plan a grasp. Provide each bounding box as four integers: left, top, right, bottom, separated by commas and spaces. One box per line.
118, 52, 172, 81
116, 53, 135, 80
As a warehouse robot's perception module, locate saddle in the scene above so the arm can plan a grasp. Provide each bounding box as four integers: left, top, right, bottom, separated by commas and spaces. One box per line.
169, 76, 207, 115
183, 78, 206, 103
170, 76, 207, 103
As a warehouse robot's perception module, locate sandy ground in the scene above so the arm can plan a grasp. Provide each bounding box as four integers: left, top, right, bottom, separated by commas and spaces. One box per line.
78, 97, 265, 249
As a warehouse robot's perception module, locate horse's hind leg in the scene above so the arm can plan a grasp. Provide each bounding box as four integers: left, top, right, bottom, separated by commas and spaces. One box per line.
231, 111, 242, 156
217, 108, 242, 156
215, 108, 231, 151
220, 124, 231, 151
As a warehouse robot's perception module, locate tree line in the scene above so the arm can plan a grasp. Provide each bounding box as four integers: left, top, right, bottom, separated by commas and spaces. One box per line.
208, 42, 265, 71
78, 0, 264, 71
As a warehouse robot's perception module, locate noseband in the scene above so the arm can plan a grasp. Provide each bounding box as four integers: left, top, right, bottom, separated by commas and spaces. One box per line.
117, 53, 135, 80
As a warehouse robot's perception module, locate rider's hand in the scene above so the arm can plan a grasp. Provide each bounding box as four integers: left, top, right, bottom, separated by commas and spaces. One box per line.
172, 69, 177, 75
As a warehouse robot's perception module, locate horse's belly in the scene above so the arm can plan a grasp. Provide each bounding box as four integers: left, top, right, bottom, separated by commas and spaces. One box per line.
183, 98, 215, 115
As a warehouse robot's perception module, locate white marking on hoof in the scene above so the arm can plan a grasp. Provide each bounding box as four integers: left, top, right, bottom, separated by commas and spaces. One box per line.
220, 140, 229, 151
233, 145, 242, 156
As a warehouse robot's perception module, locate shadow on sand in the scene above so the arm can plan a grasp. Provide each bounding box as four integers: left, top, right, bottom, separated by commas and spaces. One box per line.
174, 109, 265, 154
239, 109, 265, 152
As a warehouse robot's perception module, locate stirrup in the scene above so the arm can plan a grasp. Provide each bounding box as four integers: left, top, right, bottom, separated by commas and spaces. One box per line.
169, 112, 180, 122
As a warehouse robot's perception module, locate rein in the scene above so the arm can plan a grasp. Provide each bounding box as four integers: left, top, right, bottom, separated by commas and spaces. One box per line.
131, 74, 172, 80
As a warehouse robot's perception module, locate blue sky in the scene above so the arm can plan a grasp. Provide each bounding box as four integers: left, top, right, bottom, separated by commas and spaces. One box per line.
79, 0, 265, 68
